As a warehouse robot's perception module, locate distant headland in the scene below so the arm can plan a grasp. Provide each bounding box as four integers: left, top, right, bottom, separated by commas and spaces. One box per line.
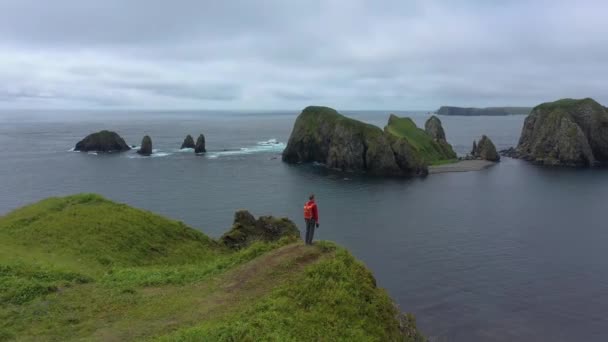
436, 106, 532, 116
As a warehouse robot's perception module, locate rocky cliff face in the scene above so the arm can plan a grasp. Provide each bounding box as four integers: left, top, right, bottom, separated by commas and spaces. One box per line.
472, 135, 500, 161
74, 130, 130, 152
424, 115, 447, 141
220, 210, 300, 249
137, 135, 152, 156
195, 134, 206, 153
515, 98, 608, 166
181, 135, 195, 149
282, 106, 427, 176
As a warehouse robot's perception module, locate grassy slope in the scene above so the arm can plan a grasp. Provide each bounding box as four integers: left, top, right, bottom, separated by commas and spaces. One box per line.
0, 194, 424, 341
385, 116, 457, 165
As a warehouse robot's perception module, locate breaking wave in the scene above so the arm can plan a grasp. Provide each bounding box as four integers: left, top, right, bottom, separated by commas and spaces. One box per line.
207, 139, 285, 159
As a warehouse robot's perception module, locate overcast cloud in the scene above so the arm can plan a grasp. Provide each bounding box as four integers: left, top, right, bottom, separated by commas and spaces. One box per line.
0, 0, 607, 110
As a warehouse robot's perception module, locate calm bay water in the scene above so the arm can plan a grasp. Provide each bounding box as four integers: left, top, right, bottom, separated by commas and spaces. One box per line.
1, 109, 608, 341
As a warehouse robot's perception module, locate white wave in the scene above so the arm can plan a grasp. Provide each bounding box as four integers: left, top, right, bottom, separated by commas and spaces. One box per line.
206, 139, 285, 159
176, 147, 194, 152
68, 147, 76, 152
87, 152, 98, 155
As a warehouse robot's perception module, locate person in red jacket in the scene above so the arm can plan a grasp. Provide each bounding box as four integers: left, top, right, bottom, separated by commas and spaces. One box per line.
303, 194, 319, 245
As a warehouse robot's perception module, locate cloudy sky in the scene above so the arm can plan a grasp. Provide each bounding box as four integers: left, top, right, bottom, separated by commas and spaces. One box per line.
0, 0, 607, 110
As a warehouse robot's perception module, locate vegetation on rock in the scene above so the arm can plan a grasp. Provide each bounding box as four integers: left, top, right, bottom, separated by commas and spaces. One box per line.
74, 130, 131, 152
385, 115, 457, 165
0, 194, 424, 341
220, 210, 300, 249
514, 98, 608, 167
282, 106, 435, 176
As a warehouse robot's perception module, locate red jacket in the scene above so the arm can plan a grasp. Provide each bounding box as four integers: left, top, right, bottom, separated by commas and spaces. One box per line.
305, 200, 319, 222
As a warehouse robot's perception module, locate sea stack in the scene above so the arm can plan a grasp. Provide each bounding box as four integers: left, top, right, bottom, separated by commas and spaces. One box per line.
181, 135, 195, 149
472, 135, 500, 161
513, 98, 608, 167
74, 130, 130, 152
195, 134, 206, 153
137, 135, 152, 156
425, 115, 447, 141
282, 106, 427, 176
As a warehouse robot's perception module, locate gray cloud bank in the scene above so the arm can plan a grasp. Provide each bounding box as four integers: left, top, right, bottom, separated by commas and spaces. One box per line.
0, 0, 607, 110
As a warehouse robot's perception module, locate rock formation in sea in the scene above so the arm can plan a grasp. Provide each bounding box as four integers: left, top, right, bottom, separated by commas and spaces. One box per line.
511, 98, 608, 167
74, 130, 131, 152
471, 135, 500, 161
424, 115, 447, 141
181, 134, 195, 149
137, 135, 152, 156
195, 134, 206, 153
282, 106, 428, 176
220, 210, 300, 249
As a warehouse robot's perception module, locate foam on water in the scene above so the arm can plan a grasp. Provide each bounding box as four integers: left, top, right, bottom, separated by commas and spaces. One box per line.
207, 139, 285, 159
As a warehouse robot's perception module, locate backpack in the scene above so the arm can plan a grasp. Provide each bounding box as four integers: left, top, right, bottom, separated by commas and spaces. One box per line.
304, 203, 314, 219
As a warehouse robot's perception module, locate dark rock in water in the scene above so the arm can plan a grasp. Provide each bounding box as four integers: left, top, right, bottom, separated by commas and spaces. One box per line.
220, 210, 300, 249
515, 98, 608, 167
181, 135, 195, 149
195, 134, 206, 153
472, 135, 500, 161
282, 106, 428, 177
425, 115, 447, 142
499, 147, 519, 158
74, 130, 130, 152
137, 135, 152, 156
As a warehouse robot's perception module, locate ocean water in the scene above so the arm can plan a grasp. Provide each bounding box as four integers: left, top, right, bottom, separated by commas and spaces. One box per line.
1, 109, 608, 341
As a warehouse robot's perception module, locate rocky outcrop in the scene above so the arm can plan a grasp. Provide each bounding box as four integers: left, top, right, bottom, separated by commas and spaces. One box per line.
282, 106, 428, 176
195, 134, 206, 153
74, 130, 130, 152
513, 98, 608, 167
137, 135, 152, 156
424, 115, 447, 141
437, 106, 532, 116
220, 210, 300, 249
471, 135, 500, 161
181, 135, 195, 149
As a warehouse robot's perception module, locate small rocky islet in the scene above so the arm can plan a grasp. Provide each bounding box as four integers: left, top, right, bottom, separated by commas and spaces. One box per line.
137, 135, 153, 156
73, 131, 207, 156
501, 98, 608, 167
74, 130, 131, 152
282, 106, 494, 177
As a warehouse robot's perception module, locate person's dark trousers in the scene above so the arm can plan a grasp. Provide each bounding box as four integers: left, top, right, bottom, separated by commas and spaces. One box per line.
305, 219, 316, 245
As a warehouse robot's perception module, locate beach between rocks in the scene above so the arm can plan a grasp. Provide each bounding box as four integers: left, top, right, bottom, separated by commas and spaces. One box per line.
429, 160, 496, 174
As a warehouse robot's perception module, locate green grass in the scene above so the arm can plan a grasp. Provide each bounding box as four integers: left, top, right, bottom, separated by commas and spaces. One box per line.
385, 115, 457, 164
0, 194, 424, 341
534, 98, 604, 113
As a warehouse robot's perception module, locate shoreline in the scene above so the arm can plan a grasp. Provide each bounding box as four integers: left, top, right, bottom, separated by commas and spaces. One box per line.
429, 159, 496, 174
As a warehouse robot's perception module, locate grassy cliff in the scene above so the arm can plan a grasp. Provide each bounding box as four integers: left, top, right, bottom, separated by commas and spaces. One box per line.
385, 115, 457, 165
0, 194, 424, 341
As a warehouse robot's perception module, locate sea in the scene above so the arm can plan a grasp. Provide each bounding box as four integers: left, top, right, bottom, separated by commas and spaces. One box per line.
1, 109, 608, 341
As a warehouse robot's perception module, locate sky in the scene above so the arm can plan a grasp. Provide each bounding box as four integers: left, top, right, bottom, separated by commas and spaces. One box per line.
0, 0, 607, 110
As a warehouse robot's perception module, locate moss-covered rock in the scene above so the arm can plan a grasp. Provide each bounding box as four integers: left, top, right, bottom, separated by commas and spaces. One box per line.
137, 135, 152, 156
385, 115, 457, 163
515, 98, 608, 166
74, 130, 130, 152
220, 210, 300, 249
195, 134, 206, 153
282, 106, 428, 176
181, 135, 195, 149
472, 135, 500, 161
